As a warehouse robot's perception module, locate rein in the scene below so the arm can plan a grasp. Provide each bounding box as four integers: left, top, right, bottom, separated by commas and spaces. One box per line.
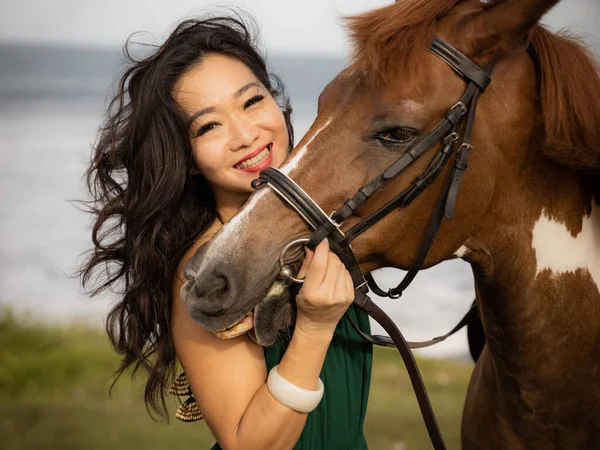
251, 36, 493, 450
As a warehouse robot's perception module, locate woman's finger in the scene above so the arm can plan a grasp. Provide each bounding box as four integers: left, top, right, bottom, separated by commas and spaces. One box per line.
322, 250, 343, 294
340, 269, 354, 303
334, 262, 349, 296
345, 270, 354, 302
302, 239, 329, 289
333, 262, 353, 301
296, 246, 313, 280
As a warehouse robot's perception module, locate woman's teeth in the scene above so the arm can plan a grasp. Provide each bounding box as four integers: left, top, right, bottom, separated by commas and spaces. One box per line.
235, 145, 271, 170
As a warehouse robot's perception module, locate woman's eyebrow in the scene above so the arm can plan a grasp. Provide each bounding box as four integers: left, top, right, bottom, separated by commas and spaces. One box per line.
186, 82, 262, 128
234, 81, 261, 98
187, 106, 216, 128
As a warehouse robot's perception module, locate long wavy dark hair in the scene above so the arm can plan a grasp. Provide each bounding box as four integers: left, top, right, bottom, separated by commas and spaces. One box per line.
79, 15, 294, 419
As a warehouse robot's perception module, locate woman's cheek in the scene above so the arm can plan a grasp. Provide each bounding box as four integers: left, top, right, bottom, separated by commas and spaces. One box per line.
274, 145, 288, 168
192, 139, 222, 169
259, 103, 286, 128
263, 110, 289, 150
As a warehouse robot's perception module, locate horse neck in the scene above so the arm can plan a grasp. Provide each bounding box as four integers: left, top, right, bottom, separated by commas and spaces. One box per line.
468, 144, 600, 386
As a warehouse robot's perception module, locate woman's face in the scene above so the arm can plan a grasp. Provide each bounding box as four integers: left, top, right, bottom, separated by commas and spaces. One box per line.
173, 54, 289, 198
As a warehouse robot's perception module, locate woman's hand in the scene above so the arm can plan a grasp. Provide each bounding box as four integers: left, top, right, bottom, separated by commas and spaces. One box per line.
294, 239, 355, 338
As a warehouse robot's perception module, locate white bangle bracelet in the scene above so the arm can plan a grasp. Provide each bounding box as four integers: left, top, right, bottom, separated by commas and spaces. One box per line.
266, 365, 324, 413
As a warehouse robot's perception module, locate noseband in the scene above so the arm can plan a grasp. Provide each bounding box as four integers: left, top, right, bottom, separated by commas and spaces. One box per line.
252, 36, 494, 450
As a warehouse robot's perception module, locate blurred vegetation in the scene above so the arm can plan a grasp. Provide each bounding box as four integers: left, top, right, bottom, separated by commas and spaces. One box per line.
0, 310, 473, 450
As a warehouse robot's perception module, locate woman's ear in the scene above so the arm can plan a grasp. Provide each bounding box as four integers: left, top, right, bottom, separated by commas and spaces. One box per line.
451, 0, 561, 63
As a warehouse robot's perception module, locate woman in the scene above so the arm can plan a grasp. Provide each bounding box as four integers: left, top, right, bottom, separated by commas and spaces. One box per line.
81, 15, 372, 449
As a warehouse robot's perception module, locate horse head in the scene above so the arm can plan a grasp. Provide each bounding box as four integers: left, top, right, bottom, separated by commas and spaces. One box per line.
181, 0, 600, 347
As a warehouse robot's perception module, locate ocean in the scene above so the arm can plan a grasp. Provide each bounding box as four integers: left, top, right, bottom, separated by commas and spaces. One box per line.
0, 44, 477, 359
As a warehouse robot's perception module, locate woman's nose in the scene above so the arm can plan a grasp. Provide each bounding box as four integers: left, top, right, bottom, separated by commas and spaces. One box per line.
229, 115, 260, 150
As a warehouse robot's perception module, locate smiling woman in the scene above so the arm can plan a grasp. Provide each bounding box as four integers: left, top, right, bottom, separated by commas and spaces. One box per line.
173, 54, 290, 214
79, 13, 373, 450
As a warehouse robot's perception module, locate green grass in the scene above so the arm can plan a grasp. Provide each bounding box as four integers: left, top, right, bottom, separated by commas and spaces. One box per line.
0, 311, 473, 450
364, 346, 473, 450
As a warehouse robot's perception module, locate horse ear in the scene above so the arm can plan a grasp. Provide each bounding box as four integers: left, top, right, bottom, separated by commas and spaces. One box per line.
453, 0, 561, 62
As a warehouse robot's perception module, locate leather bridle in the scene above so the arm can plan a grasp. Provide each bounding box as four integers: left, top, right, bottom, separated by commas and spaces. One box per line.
251, 36, 494, 450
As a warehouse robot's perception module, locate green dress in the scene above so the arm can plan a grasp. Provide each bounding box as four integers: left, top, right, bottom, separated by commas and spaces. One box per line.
211, 304, 373, 450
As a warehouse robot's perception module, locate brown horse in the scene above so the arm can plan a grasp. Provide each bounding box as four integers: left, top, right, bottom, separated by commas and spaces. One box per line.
181, 0, 600, 447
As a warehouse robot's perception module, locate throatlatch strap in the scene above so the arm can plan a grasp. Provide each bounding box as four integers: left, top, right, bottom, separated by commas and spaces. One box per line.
389, 171, 454, 297
444, 67, 492, 218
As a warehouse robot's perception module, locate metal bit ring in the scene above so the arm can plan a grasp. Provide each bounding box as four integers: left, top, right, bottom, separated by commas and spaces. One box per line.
279, 237, 310, 284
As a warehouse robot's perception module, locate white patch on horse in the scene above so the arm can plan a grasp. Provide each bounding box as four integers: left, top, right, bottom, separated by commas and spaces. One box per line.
531, 202, 600, 292
280, 118, 333, 177
198, 188, 269, 270
453, 245, 470, 259
401, 100, 425, 116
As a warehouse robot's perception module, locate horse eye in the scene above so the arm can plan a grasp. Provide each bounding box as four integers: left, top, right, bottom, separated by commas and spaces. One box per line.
376, 127, 418, 144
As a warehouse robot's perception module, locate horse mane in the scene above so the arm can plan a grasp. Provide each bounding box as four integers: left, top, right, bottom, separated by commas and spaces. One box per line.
530, 26, 600, 172
345, 0, 466, 81
347, 0, 600, 173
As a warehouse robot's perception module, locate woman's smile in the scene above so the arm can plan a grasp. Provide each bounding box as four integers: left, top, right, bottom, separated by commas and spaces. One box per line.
234, 143, 273, 172
173, 54, 289, 196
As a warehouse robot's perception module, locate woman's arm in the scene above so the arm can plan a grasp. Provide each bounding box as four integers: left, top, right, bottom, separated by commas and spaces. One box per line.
172, 237, 352, 450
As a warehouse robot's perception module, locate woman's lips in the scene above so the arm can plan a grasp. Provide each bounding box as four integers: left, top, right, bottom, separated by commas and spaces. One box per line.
234, 144, 273, 173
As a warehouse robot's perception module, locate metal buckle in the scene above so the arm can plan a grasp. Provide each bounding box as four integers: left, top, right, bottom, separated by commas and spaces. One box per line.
279, 237, 310, 284
450, 102, 467, 115
459, 143, 473, 153
443, 132, 459, 144
329, 211, 342, 228
388, 289, 402, 299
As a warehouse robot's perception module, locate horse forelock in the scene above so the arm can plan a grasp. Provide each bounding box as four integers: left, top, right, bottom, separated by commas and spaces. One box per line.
345, 0, 472, 82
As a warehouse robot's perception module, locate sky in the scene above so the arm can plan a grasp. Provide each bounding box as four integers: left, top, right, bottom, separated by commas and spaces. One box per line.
0, 0, 598, 55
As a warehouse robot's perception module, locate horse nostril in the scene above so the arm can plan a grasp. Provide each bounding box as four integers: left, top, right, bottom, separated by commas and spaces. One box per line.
186, 269, 238, 319
196, 275, 229, 298
193, 274, 233, 316
184, 267, 197, 280
215, 276, 230, 296
183, 261, 198, 280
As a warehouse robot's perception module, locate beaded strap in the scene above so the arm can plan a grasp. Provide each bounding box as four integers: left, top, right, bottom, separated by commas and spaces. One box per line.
170, 372, 204, 422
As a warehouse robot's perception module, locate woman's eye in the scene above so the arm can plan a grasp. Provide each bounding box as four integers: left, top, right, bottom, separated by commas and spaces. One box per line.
244, 95, 264, 109
376, 127, 418, 144
196, 122, 219, 137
